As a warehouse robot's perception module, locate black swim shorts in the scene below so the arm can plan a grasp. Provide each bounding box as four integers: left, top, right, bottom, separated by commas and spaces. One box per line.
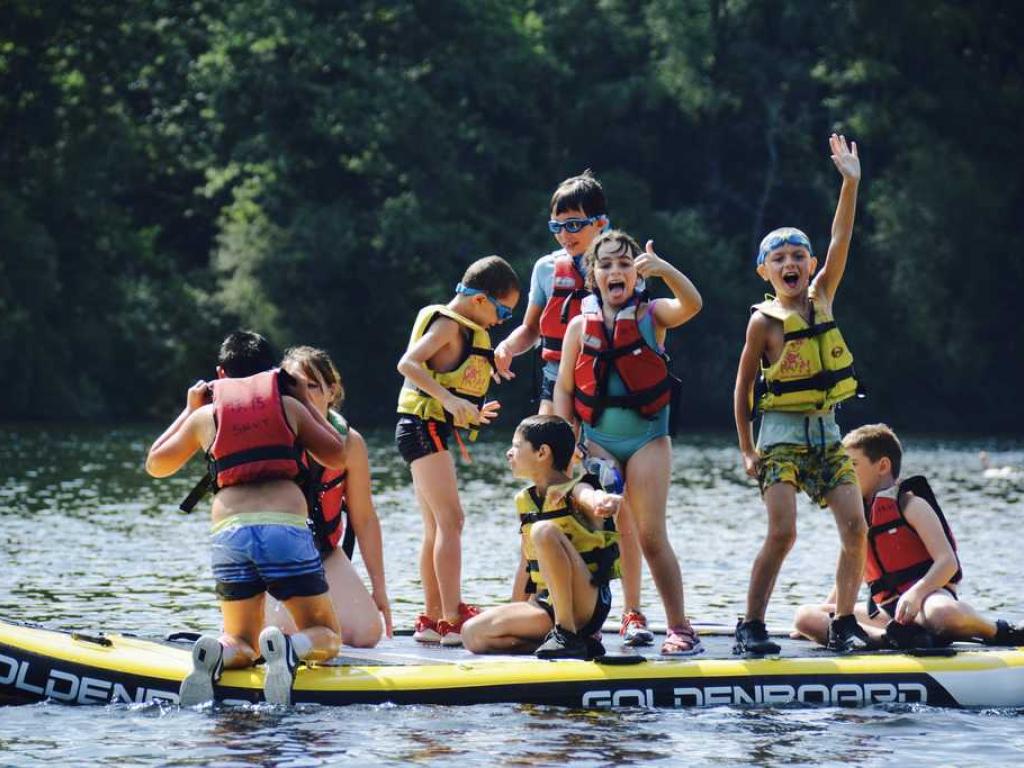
395, 415, 451, 464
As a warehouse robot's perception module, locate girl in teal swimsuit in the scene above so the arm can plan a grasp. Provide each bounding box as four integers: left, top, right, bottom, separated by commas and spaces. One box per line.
554, 230, 704, 656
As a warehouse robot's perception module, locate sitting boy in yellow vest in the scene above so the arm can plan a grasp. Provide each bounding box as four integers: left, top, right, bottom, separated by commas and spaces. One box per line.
461, 415, 622, 659
793, 423, 1024, 648
396, 255, 520, 647
733, 134, 869, 655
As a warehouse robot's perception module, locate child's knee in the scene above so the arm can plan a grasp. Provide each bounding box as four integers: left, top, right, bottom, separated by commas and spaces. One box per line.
792, 605, 827, 640
924, 601, 968, 635
344, 618, 383, 649
837, 515, 867, 548
765, 524, 797, 553
435, 509, 465, 535
460, 616, 486, 652
530, 520, 562, 547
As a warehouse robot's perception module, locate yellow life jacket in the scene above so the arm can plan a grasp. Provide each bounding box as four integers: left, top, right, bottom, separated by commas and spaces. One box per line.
751, 289, 860, 417
517, 477, 621, 593
396, 304, 494, 430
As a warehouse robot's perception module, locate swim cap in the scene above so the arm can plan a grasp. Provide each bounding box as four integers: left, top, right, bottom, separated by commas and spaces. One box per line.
756, 228, 812, 265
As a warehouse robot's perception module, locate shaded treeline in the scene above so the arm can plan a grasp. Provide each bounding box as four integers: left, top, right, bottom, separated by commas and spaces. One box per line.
2, 0, 1021, 432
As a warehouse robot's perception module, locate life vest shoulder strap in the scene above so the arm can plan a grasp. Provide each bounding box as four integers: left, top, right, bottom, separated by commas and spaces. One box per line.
427, 304, 487, 334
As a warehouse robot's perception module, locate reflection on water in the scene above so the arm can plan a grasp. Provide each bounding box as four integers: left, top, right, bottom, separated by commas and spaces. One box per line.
0, 425, 1022, 766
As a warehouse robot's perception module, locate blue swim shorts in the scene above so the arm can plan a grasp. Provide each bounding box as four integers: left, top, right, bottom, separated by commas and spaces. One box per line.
210, 513, 328, 601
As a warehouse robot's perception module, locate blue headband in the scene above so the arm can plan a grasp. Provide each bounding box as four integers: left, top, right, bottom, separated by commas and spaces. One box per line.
757, 228, 812, 265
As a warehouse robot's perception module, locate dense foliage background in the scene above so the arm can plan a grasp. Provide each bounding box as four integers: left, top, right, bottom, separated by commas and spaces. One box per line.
2, 0, 1021, 432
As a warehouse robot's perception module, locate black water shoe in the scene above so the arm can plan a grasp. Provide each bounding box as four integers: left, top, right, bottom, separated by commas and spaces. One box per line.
733, 619, 781, 656
884, 620, 940, 650
536, 625, 589, 660
585, 631, 607, 659
991, 619, 1024, 646
826, 614, 873, 652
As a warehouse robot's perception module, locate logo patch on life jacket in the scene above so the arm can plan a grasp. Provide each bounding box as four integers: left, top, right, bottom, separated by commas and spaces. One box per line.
779, 350, 812, 377
581, 333, 602, 350
831, 345, 845, 359
553, 276, 578, 290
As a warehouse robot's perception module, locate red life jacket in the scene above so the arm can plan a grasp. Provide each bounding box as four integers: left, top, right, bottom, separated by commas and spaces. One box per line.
305, 460, 353, 557
864, 475, 962, 608
208, 369, 304, 488
573, 300, 673, 425
539, 254, 588, 362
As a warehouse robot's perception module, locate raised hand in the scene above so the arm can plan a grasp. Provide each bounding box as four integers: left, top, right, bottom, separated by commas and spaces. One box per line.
634, 240, 671, 280
186, 379, 211, 411
829, 133, 860, 181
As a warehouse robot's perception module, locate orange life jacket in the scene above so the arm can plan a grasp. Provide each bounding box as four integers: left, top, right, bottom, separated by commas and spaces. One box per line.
864, 476, 962, 608
539, 254, 588, 362
208, 369, 304, 489
305, 460, 353, 556
573, 300, 673, 425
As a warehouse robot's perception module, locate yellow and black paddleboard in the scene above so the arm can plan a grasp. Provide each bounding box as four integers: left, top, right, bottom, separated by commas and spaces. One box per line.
1, 619, 1022, 709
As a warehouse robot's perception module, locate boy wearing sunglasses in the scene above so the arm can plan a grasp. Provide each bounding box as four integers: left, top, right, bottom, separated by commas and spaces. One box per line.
492, 172, 655, 648
733, 134, 870, 655
493, 170, 608, 414
396, 255, 520, 647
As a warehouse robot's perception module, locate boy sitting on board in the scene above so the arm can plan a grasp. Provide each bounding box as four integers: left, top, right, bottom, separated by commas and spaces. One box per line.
461, 415, 621, 660
793, 423, 1024, 648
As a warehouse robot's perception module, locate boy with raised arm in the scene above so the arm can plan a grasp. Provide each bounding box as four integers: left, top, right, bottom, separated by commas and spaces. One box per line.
733, 134, 870, 655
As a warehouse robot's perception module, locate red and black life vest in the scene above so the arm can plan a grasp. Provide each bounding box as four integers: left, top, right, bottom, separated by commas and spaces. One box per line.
573, 300, 674, 425
304, 459, 354, 558
864, 475, 962, 608
539, 254, 588, 362
178, 369, 305, 513
208, 369, 304, 488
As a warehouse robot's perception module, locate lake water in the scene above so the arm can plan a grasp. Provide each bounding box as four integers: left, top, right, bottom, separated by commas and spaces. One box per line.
1, 426, 1022, 767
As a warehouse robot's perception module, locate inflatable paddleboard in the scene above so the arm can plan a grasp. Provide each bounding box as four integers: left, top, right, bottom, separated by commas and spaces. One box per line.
1, 619, 1022, 709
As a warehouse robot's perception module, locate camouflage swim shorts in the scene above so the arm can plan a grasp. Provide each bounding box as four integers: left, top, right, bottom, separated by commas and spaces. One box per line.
758, 441, 856, 507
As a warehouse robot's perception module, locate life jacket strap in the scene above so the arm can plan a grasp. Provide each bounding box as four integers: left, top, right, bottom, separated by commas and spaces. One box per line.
867, 517, 907, 539
574, 376, 672, 412
518, 508, 574, 528
210, 444, 304, 475
540, 335, 563, 353
869, 561, 933, 596
763, 364, 856, 396
559, 288, 590, 324
783, 320, 838, 341
579, 337, 645, 362
179, 473, 214, 514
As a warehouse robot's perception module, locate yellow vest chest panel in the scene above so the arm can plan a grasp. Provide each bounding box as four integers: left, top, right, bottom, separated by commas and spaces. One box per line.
397, 305, 494, 427
753, 292, 859, 415
516, 479, 620, 592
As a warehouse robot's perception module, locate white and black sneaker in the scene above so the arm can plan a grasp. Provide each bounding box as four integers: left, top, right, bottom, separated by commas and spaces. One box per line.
179, 635, 223, 706
259, 627, 298, 705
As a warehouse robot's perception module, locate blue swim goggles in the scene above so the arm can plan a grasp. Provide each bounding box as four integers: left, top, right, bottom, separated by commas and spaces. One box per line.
455, 283, 514, 321
756, 228, 812, 265
547, 215, 605, 235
